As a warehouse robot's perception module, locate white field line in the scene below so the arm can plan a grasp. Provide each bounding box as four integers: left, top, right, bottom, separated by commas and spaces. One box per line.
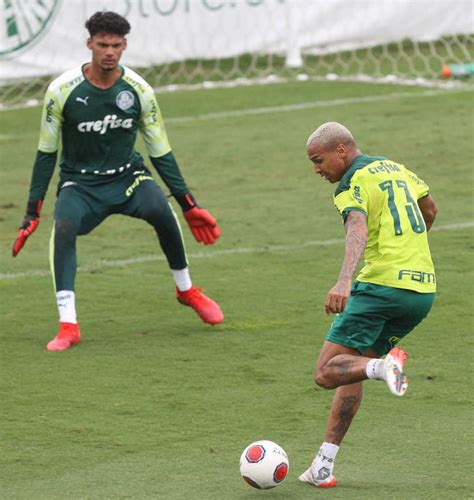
1, 221, 472, 281
165, 88, 471, 124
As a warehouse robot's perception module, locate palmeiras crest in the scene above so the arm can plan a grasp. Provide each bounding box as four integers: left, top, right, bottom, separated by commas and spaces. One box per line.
1, 0, 60, 56
116, 90, 134, 110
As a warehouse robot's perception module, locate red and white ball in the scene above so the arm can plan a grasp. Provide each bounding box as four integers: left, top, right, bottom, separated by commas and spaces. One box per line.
239, 440, 289, 489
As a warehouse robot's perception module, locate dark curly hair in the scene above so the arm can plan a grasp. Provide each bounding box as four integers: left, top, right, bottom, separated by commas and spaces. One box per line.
85, 11, 131, 37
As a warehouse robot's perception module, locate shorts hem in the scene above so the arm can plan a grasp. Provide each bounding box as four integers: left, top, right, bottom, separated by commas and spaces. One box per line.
325, 337, 366, 355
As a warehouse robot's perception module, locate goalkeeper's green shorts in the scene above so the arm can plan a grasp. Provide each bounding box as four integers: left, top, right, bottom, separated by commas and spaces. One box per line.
54, 165, 175, 235
326, 281, 435, 355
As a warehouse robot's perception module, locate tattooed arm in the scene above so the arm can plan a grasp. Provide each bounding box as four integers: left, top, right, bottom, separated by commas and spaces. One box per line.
325, 211, 368, 314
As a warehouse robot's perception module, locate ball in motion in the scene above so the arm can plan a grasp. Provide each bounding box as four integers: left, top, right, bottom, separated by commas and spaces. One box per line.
239, 440, 289, 489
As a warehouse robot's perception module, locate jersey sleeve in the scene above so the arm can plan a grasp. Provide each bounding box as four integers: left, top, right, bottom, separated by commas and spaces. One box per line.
28, 83, 63, 201
37, 84, 63, 153
138, 85, 172, 158
334, 176, 369, 221
28, 151, 57, 202
149, 151, 189, 197
404, 167, 430, 199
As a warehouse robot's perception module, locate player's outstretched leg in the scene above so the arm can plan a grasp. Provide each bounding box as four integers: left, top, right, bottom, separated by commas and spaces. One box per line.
176, 286, 224, 325
298, 443, 338, 488
47, 322, 81, 351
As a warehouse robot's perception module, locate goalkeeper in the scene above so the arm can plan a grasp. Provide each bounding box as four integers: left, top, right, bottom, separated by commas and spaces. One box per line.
12, 11, 224, 351
299, 122, 437, 488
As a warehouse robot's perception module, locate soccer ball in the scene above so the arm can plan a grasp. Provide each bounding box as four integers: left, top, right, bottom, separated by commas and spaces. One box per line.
239, 440, 289, 489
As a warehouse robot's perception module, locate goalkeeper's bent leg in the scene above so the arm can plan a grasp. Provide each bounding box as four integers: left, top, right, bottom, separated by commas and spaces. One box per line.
125, 180, 188, 270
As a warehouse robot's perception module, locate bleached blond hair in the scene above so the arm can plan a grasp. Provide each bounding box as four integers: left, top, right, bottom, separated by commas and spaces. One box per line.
306, 122, 355, 150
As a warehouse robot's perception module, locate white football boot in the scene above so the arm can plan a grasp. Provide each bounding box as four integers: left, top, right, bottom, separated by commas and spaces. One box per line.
383, 347, 409, 396
298, 452, 337, 488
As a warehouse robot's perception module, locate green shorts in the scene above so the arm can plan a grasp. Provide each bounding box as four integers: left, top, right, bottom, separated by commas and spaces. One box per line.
326, 281, 435, 355
55, 165, 167, 235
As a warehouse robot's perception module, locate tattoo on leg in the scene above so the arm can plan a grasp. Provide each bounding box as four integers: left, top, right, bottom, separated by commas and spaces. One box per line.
327, 355, 353, 378
327, 356, 353, 379
338, 359, 353, 378
331, 395, 358, 443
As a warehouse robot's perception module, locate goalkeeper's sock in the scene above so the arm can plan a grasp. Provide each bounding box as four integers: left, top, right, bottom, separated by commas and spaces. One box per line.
172, 267, 192, 292
366, 358, 385, 380
56, 290, 77, 324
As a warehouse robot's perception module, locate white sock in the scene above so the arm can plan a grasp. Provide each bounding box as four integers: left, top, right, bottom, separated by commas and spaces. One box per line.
319, 442, 339, 462
172, 267, 192, 291
366, 358, 385, 380
311, 442, 339, 480
56, 290, 77, 324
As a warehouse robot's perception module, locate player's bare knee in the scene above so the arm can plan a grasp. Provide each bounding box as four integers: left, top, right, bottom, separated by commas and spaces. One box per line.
314, 366, 335, 389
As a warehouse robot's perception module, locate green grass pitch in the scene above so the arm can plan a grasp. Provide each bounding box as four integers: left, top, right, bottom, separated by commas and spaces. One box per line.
1, 80, 473, 499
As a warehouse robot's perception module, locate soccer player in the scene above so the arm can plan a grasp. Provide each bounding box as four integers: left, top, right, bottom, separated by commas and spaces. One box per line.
12, 11, 224, 351
299, 122, 437, 488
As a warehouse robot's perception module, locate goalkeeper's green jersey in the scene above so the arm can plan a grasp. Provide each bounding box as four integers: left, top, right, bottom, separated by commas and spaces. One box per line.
334, 154, 436, 293
37, 64, 171, 184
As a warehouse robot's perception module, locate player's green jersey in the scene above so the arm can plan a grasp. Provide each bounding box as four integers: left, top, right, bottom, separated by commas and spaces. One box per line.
334, 154, 436, 293
37, 64, 171, 184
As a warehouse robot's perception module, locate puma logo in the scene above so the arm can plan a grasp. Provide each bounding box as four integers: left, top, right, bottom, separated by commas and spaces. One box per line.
76, 96, 89, 105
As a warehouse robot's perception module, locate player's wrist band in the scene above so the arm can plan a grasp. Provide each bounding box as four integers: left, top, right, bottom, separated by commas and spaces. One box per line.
175, 192, 197, 212
26, 199, 43, 217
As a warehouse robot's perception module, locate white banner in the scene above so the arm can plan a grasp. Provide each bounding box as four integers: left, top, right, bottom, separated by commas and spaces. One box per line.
0, 0, 472, 82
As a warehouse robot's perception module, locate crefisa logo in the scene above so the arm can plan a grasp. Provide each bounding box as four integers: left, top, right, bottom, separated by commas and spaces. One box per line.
0, 0, 60, 56
77, 114, 134, 135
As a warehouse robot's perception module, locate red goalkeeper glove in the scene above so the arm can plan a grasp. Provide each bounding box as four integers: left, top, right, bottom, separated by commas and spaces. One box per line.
12, 200, 43, 257
184, 207, 221, 245
176, 193, 221, 245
